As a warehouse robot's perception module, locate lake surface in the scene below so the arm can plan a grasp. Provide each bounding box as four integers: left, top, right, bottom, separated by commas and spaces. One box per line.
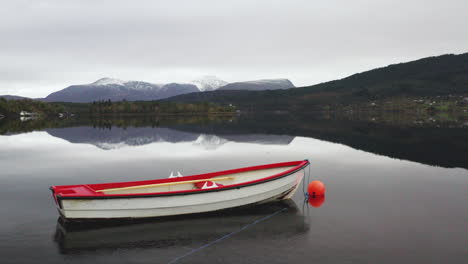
1, 115, 467, 263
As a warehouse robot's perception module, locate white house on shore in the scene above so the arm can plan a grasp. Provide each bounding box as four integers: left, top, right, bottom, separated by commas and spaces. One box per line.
20, 111, 39, 116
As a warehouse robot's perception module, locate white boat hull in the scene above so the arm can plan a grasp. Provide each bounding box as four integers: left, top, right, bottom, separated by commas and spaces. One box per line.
58, 169, 305, 220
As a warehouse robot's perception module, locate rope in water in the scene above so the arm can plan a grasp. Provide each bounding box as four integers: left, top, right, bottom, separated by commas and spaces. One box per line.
303, 162, 311, 197
167, 207, 288, 264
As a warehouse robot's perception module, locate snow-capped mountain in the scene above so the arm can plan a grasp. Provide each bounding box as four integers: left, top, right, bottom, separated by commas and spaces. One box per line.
123, 81, 164, 90
44, 78, 198, 103
91, 77, 127, 86
91, 78, 165, 90
42, 76, 296, 103
217, 79, 295, 91
190, 76, 228, 92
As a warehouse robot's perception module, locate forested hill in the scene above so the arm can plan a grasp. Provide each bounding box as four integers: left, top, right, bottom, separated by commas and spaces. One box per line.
166, 53, 468, 111
303, 53, 468, 95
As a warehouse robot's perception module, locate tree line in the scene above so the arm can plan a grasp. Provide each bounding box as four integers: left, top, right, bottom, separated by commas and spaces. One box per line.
0, 98, 66, 116
86, 100, 235, 114
0, 98, 236, 117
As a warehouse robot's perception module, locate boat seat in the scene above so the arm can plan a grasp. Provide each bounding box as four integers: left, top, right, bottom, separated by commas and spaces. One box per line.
194, 181, 224, 189
57, 185, 97, 196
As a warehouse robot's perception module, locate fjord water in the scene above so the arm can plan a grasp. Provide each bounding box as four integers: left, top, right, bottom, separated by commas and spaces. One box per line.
0, 115, 467, 264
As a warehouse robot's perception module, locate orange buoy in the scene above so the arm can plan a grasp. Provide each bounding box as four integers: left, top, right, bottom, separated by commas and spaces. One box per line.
307, 180, 325, 197
308, 195, 325, 207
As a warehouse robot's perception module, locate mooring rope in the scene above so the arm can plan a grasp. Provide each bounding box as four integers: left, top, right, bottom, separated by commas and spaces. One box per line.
302, 167, 306, 195
168, 207, 288, 264
303, 162, 311, 197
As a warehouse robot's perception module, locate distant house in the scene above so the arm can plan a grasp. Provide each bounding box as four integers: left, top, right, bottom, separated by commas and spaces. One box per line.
58, 112, 75, 118
20, 111, 39, 116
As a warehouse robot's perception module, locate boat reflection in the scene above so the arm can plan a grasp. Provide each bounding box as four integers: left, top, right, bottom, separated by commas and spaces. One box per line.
54, 200, 307, 255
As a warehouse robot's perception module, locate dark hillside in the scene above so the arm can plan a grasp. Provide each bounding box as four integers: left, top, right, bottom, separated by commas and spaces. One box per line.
167, 53, 468, 111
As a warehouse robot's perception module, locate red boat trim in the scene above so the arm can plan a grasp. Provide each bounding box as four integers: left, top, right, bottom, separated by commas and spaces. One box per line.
54, 160, 309, 200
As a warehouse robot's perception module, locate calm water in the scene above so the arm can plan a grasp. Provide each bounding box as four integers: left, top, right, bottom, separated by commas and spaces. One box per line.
0, 115, 467, 263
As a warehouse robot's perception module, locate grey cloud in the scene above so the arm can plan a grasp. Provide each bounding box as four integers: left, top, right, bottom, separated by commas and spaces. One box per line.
1, 0, 467, 97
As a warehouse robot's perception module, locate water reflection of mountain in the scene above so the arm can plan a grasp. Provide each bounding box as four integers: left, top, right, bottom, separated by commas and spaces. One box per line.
46, 126, 295, 150
54, 200, 306, 255
169, 115, 468, 169
1, 115, 467, 168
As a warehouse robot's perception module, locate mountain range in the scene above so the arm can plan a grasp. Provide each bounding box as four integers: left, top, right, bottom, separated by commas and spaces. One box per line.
217, 79, 294, 91
1, 77, 295, 103
2, 52, 467, 106
44, 78, 200, 103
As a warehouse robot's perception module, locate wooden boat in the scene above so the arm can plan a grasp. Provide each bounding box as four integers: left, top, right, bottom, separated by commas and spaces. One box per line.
50, 160, 309, 220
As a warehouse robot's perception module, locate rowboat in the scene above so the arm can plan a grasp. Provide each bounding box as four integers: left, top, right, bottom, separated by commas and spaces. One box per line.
50, 160, 309, 220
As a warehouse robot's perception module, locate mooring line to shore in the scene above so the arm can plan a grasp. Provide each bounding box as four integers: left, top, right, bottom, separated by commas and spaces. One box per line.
167, 207, 288, 264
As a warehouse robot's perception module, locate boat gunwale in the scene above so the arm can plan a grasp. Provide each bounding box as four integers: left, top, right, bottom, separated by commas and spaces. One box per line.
52, 160, 309, 200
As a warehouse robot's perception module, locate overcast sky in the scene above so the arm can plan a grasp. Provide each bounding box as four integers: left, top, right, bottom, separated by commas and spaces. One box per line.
1, 0, 467, 97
